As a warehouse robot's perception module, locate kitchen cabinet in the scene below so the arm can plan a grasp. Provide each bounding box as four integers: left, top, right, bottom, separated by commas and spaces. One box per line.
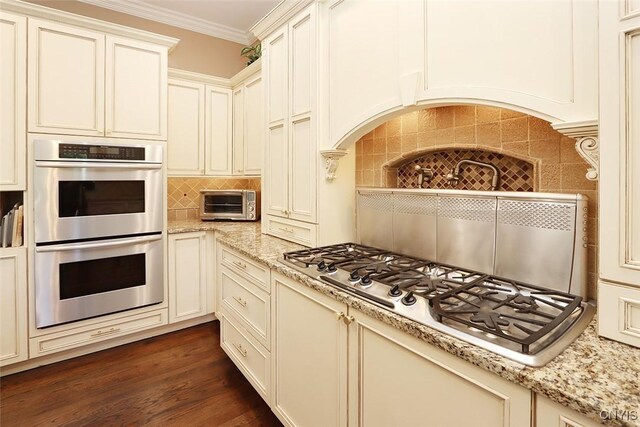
0, 11, 26, 191
28, 19, 168, 140
168, 232, 211, 323
271, 271, 348, 427
598, 0, 640, 348
270, 271, 531, 427
231, 66, 263, 176
263, 4, 318, 240
535, 394, 600, 427
0, 248, 28, 367
205, 85, 233, 175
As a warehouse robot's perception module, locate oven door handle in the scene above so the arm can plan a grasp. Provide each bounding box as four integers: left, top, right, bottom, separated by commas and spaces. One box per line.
35, 234, 162, 252
34, 161, 162, 170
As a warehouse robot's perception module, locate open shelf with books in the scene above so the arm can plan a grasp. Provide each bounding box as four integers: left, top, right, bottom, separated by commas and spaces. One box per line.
0, 192, 25, 249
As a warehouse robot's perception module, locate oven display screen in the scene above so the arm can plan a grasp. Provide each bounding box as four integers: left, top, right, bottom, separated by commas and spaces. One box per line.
58, 181, 145, 217
59, 254, 146, 300
89, 147, 119, 155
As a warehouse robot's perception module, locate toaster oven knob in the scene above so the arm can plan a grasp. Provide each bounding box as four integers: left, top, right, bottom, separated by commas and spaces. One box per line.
248, 213, 254, 219
248, 206, 254, 212
402, 291, 417, 306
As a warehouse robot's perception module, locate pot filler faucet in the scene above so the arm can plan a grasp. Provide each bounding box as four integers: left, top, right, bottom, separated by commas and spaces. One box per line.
446, 159, 500, 191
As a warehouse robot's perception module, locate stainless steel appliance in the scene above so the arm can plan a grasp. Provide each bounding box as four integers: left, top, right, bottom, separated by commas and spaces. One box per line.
200, 190, 260, 221
33, 138, 164, 328
280, 189, 595, 367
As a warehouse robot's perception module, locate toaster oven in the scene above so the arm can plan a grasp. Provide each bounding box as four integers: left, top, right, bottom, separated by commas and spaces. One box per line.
200, 190, 260, 221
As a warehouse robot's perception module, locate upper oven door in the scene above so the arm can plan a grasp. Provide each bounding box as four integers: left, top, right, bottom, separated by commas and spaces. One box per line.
34, 160, 163, 243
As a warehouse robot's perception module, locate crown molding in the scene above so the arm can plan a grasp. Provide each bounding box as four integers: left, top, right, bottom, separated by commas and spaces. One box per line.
230, 58, 262, 88
77, 0, 252, 45
250, 0, 314, 40
0, 0, 179, 48
551, 119, 598, 138
168, 68, 231, 88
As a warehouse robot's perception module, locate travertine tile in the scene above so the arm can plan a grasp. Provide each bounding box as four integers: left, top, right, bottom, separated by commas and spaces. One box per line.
454, 125, 476, 144
417, 131, 433, 148
476, 122, 501, 147
401, 111, 419, 133
373, 170, 382, 187
529, 138, 560, 164
362, 170, 374, 186
373, 138, 386, 154
373, 154, 386, 169
502, 141, 529, 157
401, 133, 418, 152
362, 155, 373, 170
167, 210, 177, 221
560, 136, 583, 163
476, 106, 501, 124
529, 117, 560, 141
387, 135, 402, 154
436, 107, 455, 129
539, 164, 562, 190
561, 164, 597, 191
500, 109, 526, 119
501, 117, 528, 142
454, 105, 476, 127
434, 128, 455, 145
387, 117, 401, 136
374, 123, 387, 139
418, 109, 437, 132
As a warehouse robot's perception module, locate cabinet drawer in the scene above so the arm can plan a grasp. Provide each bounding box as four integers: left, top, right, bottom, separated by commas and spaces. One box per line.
220, 245, 269, 292
29, 309, 167, 357
220, 265, 270, 349
266, 215, 317, 247
220, 313, 270, 402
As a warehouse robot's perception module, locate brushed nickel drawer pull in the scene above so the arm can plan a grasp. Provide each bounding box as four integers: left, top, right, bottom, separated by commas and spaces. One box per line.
233, 342, 247, 357
90, 327, 121, 338
232, 296, 247, 307
232, 260, 247, 269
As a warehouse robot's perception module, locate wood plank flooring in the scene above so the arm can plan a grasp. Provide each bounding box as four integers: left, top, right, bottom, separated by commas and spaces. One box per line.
0, 321, 282, 427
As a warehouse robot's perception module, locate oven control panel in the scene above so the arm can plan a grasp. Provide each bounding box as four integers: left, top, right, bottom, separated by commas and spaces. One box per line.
59, 144, 145, 160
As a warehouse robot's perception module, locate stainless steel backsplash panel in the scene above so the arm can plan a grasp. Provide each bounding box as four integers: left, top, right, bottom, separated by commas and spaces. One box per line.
356, 188, 589, 299
437, 196, 496, 274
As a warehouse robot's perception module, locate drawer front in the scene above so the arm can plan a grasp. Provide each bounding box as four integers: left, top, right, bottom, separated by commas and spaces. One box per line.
266, 215, 317, 247
220, 266, 270, 349
220, 245, 269, 292
29, 309, 167, 357
220, 313, 270, 401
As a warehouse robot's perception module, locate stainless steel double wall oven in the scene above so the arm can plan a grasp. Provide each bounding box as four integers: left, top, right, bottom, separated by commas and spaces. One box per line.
33, 138, 164, 328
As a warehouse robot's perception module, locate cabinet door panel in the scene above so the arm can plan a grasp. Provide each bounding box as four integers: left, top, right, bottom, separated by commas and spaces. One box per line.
205, 86, 233, 175
244, 75, 263, 175
272, 273, 347, 427
266, 29, 288, 124
106, 36, 167, 140
233, 87, 245, 175
290, 9, 315, 117
167, 79, 205, 175
265, 124, 288, 216
0, 249, 27, 367
289, 118, 316, 222
168, 233, 207, 323
0, 12, 26, 191
28, 19, 104, 135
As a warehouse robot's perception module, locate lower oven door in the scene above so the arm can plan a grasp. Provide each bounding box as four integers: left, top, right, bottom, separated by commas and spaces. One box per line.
35, 234, 164, 328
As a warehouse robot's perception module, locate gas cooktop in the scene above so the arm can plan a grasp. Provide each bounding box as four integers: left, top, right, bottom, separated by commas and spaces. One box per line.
281, 243, 595, 367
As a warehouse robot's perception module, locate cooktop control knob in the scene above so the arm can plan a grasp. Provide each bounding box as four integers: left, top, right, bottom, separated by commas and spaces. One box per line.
402, 291, 417, 306
361, 274, 372, 286
389, 285, 402, 297
317, 261, 326, 271
326, 263, 337, 273
349, 271, 360, 281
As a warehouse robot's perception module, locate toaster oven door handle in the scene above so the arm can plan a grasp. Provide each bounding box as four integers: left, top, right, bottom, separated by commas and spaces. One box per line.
35, 161, 162, 170
36, 234, 162, 252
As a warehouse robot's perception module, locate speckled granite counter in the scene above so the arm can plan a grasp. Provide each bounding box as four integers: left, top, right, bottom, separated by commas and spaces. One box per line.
169, 219, 640, 427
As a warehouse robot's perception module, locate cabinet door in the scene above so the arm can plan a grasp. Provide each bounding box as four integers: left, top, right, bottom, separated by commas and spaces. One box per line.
535, 394, 600, 427
105, 36, 167, 140
0, 248, 27, 367
264, 27, 289, 217
243, 75, 263, 175
205, 85, 233, 175
232, 86, 245, 175
288, 7, 317, 223
167, 79, 205, 175
0, 12, 26, 191
348, 311, 531, 427
168, 232, 207, 323
28, 19, 104, 136
272, 272, 348, 427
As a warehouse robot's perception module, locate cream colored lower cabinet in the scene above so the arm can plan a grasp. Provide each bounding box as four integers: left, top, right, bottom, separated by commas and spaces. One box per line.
168, 232, 213, 323
270, 271, 531, 427
0, 248, 28, 367
271, 271, 348, 427
535, 394, 600, 427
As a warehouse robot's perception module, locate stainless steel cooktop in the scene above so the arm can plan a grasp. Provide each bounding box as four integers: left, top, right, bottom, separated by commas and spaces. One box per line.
281, 243, 595, 367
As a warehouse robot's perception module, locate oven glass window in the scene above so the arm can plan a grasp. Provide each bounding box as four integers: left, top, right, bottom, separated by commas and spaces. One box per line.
59, 254, 146, 299
58, 181, 145, 217
204, 194, 243, 214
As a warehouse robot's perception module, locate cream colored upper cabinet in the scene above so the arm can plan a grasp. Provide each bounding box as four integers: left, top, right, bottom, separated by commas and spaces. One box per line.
598, 0, 640, 348
167, 78, 205, 175
105, 36, 167, 140
271, 272, 348, 427
0, 11, 26, 191
322, 0, 598, 148
232, 86, 245, 175
205, 85, 233, 175
28, 18, 105, 136
0, 248, 28, 367
242, 74, 263, 175
264, 5, 317, 225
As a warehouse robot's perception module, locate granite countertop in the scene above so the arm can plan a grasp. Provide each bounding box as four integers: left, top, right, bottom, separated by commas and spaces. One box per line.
169, 219, 640, 427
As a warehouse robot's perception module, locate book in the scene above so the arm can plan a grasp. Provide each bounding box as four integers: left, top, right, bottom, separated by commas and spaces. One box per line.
2, 209, 13, 248
11, 205, 23, 247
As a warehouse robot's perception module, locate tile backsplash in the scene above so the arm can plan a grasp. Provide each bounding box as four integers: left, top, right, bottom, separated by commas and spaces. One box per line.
167, 177, 260, 220
354, 105, 598, 299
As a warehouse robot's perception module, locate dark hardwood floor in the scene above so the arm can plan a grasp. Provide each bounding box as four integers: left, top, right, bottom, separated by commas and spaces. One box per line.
0, 321, 282, 427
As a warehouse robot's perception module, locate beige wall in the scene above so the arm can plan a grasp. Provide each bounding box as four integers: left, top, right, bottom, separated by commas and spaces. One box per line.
26, 0, 247, 77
